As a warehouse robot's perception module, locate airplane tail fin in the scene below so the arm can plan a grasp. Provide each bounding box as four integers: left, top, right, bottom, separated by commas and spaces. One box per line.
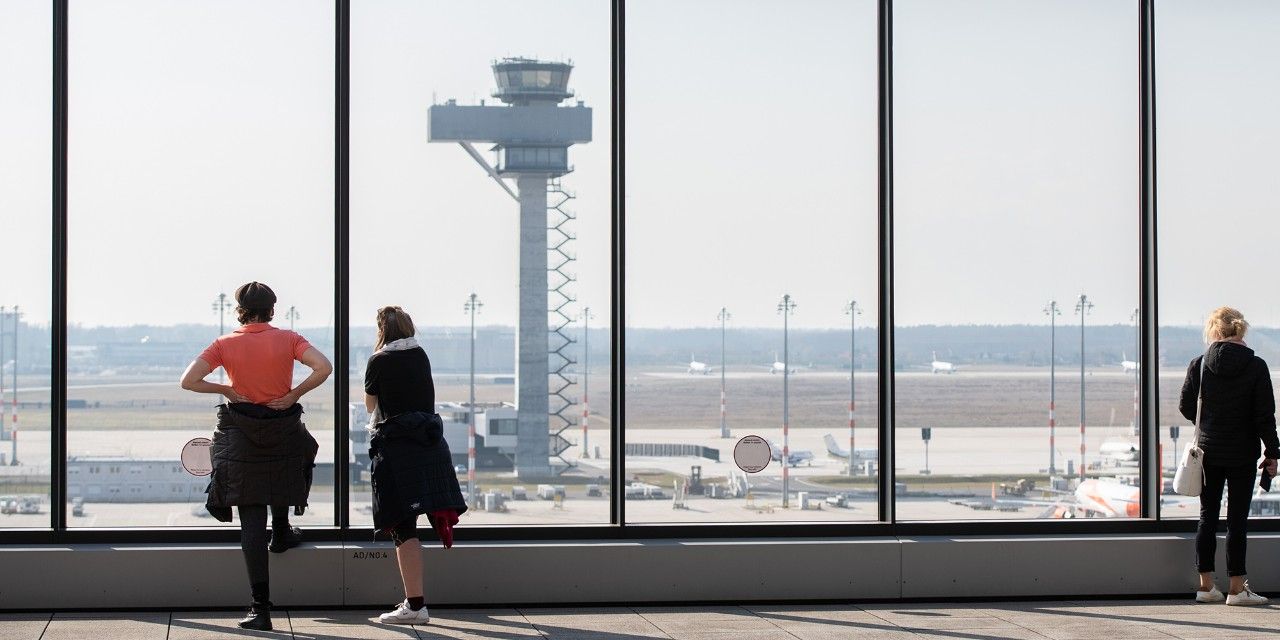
823, 433, 848, 458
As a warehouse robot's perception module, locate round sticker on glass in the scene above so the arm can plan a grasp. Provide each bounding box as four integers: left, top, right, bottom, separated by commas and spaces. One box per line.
734, 435, 772, 474
181, 437, 213, 476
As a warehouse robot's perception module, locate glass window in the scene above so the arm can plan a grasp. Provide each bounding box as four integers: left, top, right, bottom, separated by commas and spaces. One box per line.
67, 0, 335, 527
894, 0, 1139, 520
351, 0, 612, 525
1156, 0, 1280, 519
0, 1, 52, 528
625, 0, 879, 523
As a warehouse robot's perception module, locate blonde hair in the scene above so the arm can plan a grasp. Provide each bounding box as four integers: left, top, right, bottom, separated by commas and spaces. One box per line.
375, 306, 416, 350
1204, 306, 1249, 343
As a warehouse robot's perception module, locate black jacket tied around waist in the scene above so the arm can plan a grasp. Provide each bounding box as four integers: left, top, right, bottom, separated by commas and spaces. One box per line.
369, 411, 468, 532
205, 402, 319, 522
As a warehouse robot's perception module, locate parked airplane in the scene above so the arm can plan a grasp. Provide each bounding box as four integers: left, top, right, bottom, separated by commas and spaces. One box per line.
1071, 478, 1141, 518
768, 440, 814, 466
687, 354, 714, 375
952, 477, 1140, 518
822, 433, 879, 462
769, 352, 797, 375
931, 351, 956, 374
1099, 440, 1139, 464
1121, 352, 1138, 374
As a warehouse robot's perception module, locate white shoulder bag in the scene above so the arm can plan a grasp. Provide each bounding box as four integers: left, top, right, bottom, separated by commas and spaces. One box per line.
1173, 357, 1207, 497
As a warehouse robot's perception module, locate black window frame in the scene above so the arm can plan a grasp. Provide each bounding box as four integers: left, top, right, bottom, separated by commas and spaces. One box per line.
4, 0, 1252, 546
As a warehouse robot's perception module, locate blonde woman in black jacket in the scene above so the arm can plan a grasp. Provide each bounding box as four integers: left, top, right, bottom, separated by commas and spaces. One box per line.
1179, 307, 1279, 605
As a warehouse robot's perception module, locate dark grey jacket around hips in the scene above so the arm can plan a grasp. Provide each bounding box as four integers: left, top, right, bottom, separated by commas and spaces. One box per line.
369, 410, 468, 532
205, 402, 320, 522
1179, 341, 1280, 467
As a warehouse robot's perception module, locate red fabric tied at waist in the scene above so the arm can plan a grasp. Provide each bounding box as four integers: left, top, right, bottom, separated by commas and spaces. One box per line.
428, 509, 459, 548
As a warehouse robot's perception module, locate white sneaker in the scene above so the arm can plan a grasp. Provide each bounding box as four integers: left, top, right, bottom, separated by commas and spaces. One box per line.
378, 600, 431, 624
1195, 586, 1225, 603
1226, 584, 1268, 606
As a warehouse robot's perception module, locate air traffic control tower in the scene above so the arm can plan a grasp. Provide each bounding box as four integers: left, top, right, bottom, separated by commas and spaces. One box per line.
429, 58, 592, 479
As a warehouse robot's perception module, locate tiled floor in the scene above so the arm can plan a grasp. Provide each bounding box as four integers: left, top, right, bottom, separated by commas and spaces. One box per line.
2, 600, 1276, 639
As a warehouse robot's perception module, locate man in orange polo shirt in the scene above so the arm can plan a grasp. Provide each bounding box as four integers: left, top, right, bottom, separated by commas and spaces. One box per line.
179, 281, 332, 631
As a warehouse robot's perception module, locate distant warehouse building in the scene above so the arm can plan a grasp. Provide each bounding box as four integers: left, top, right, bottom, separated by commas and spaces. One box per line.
66, 456, 335, 503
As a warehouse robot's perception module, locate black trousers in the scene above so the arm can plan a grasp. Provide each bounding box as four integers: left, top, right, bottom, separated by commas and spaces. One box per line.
238, 505, 291, 592
1196, 462, 1256, 577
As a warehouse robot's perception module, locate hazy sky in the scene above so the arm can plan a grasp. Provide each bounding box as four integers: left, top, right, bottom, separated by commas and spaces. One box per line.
1, 0, 1277, 330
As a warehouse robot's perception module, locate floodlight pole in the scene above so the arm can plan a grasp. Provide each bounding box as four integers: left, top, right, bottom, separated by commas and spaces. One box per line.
1075, 293, 1093, 481
9, 306, 17, 465
580, 306, 594, 457
1044, 300, 1061, 476
845, 300, 861, 476
1130, 306, 1139, 434
717, 307, 731, 439
465, 293, 483, 506
0, 307, 5, 460
286, 305, 300, 332
778, 294, 796, 507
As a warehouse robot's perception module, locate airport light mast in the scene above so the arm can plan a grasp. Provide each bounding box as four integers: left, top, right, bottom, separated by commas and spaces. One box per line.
465, 293, 483, 506
429, 58, 591, 478
580, 306, 593, 457
717, 307, 731, 439
285, 306, 300, 332
0, 307, 6, 460
778, 294, 797, 507
845, 299, 862, 477
8, 306, 17, 466
1129, 306, 1139, 435
1075, 293, 1093, 481
0, 306, 13, 465
212, 293, 232, 383
1044, 300, 1061, 477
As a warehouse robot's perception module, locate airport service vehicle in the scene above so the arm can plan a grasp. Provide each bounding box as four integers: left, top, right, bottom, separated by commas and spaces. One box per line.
767, 440, 814, 466
0, 496, 42, 516
822, 433, 879, 462
687, 355, 714, 375
930, 351, 956, 374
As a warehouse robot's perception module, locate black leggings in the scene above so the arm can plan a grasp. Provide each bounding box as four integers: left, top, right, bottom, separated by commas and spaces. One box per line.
390, 515, 419, 547
238, 505, 291, 586
1197, 463, 1256, 577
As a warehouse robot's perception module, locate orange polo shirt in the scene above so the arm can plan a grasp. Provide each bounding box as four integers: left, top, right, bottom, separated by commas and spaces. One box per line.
198, 323, 313, 405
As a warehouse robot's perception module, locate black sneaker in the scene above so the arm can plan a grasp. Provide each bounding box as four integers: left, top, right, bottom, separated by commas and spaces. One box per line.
269, 526, 302, 554
238, 605, 272, 631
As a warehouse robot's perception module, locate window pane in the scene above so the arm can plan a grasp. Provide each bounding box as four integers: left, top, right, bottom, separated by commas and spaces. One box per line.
625, 0, 880, 523
0, 1, 52, 528
67, 0, 334, 527
351, 0, 612, 525
894, 0, 1140, 520
1157, 0, 1280, 519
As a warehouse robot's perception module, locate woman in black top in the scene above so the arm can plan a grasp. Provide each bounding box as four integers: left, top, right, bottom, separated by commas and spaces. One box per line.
365, 306, 435, 624
1179, 307, 1279, 605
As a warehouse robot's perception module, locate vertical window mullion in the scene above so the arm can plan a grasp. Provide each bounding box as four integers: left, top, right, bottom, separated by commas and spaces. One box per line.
52, 0, 69, 533
877, 0, 895, 525
334, 0, 351, 531
612, 0, 626, 528
1139, 0, 1159, 520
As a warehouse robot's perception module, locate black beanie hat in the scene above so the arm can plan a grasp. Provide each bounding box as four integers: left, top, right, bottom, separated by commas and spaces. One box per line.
234, 281, 277, 310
